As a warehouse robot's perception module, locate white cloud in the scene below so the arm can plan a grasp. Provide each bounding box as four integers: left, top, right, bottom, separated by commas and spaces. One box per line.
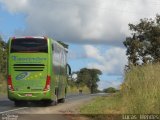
1, 0, 160, 45
84, 45, 128, 75
84, 45, 104, 61
0, 0, 29, 13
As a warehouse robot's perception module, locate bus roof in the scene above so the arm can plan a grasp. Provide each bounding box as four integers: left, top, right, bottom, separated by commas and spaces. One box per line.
11, 36, 46, 39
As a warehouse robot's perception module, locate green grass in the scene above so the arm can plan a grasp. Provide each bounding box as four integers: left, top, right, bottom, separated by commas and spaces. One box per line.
80, 94, 123, 114
79, 94, 123, 120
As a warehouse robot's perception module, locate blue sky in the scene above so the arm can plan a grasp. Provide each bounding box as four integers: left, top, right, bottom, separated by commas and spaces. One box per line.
0, 5, 25, 41
0, 0, 160, 90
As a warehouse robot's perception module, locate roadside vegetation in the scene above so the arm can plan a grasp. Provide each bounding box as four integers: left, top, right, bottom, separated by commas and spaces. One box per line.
79, 63, 160, 120
103, 87, 117, 93
80, 93, 122, 114
67, 85, 90, 95
0, 36, 7, 94
0, 74, 7, 94
121, 63, 160, 114
67, 68, 102, 95
121, 14, 160, 114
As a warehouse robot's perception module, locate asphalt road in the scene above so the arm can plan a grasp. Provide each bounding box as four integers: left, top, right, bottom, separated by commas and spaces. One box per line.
0, 93, 107, 120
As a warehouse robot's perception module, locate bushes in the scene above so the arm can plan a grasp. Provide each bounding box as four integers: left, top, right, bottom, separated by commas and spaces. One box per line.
0, 37, 7, 94
67, 85, 90, 96
0, 74, 7, 94
103, 87, 117, 93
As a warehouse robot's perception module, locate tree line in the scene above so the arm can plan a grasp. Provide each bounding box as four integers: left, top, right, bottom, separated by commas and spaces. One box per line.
0, 36, 7, 78
68, 68, 102, 94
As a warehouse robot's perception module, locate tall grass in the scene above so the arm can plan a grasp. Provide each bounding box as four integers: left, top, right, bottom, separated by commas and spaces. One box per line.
78, 63, 160, 119
121, 63, 160, 114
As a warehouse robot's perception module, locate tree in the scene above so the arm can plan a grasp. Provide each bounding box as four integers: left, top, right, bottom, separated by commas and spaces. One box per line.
123, 15, 160, 66
103, 87, 117, 93
76, 68, 102, 94
0, 36, 7, 77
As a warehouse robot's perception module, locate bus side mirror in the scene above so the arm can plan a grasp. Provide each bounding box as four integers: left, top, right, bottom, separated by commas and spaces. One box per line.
66, 64, 71, 75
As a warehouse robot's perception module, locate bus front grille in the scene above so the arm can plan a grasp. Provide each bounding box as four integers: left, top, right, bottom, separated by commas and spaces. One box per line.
13, 64, 45, 71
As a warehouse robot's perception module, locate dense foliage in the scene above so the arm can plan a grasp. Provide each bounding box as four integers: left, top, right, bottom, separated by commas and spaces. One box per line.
123, 15, 160, 66
103, 87, 117, 93
75, 68, 102, 94
0, 36, 7, 78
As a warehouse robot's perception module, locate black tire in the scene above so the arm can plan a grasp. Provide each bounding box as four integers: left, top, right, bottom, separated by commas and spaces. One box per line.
42, 100, 53, 106
14, 101, 27, 107
58, 98, 65, 103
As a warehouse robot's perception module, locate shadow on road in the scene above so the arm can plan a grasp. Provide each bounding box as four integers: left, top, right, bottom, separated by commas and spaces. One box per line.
0, 100, 14, 107
0, 99, 59, 107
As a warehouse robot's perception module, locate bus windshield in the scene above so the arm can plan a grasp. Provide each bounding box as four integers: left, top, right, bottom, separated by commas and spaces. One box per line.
11, 38, 48, 53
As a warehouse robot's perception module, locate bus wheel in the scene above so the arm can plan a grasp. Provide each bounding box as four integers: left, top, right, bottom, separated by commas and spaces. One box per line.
42, 100, 53, 106
58, 98, 65, 103
14, 101, 27, 107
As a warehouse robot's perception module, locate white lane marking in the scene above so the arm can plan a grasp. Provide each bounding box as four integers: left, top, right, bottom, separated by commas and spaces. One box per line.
0, 107, 28, 114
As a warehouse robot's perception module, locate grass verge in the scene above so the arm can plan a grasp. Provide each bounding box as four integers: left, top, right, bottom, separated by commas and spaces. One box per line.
79, 93, 123, 120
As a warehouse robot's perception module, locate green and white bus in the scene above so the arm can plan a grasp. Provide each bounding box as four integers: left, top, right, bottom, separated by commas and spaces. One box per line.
7, 36, 71, 106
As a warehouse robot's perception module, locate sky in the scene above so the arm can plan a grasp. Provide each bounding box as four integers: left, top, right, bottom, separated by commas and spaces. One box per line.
0, 0, 160, 90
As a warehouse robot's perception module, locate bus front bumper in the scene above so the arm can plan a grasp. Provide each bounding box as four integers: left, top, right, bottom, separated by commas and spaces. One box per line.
8, 90, 52, 101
